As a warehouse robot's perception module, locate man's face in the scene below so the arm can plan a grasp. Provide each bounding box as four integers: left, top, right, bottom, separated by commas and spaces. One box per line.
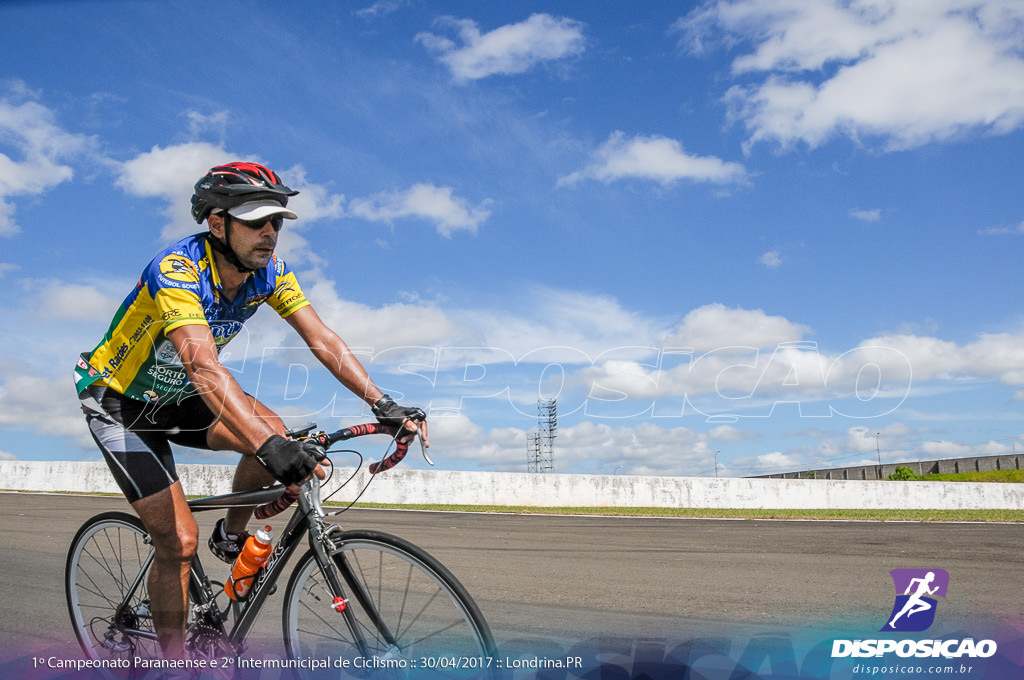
219, 215, 282, 270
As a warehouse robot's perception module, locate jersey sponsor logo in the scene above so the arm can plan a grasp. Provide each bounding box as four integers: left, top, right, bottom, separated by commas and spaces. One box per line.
159, 254, 199, 283
77, 356, 101, 378
245, 292, 271, 307
106, 342, 131, 372
210, 320, 243, 344
128, 315, 155, 343
154, 339, 182, 365
146, 364, 187, 387
273, 283, 306, 312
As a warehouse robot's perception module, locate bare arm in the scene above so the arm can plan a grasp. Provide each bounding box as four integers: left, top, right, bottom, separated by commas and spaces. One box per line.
284, 305, 383, 406
168, 323, 277, 454
285, 306, 428, 444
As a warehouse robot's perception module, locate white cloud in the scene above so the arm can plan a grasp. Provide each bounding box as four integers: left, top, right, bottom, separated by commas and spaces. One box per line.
454, 287, 664, 361
554, 420, 712, 476
849, 208, 881, 222
116, 141, 231, 241
679, 0, 1024, 151
559, 131, 748, 187
730, 450, 802, 475
0, 374, 91, 442
116, 143, 347, 243
354, 0, 409, 20
184, 110, 230, 140
857, 331, 1024, 386
417, 13, 586, 81
301, 276, 462, 350
708, 424, 757, 441
347, 183, 491, 237
0, 85, 95, 236
920, 439, 973, 458
31, 279, 123, 322
760, 250, 782, 268
8, 266, 1024, 474
665, 303, 809, 351
980, 220, 1024, 236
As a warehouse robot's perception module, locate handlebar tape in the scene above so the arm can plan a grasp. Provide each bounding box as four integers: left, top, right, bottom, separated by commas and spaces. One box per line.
368, 439, 410, 475
254, 487, 299, 520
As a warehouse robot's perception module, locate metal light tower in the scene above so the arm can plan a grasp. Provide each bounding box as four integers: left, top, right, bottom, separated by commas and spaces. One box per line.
527, 399, 557, 473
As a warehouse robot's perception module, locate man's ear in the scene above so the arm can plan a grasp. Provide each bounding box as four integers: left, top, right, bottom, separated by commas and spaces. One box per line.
208, 212, 226, 238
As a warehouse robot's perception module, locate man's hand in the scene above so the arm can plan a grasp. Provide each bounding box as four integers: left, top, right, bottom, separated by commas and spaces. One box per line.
372, 395, 429, 447
255, 435, 326, 486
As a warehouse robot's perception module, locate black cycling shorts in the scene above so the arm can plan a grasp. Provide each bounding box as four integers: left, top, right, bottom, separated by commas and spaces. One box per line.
81, 385, 217, 503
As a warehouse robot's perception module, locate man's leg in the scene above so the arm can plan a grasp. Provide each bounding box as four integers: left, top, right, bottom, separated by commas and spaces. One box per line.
206, 395, 282, 534
131, 482, 198, 661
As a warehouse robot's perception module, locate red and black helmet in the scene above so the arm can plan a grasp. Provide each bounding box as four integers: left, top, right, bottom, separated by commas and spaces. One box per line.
190, 162, 299, 224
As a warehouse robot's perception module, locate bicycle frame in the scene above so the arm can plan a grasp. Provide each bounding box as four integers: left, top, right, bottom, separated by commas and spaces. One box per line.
187, 483, 316, 650
97, 477, 350, 660
187, 474, 399, 656
79, 422, 430, 662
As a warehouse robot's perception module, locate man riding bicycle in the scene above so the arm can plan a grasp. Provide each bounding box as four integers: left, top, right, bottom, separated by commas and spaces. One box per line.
73, 161, 427, 663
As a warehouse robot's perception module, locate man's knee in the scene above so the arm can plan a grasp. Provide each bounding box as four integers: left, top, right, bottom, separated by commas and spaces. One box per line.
133, 484, 198, 563
151, 521, 199, 562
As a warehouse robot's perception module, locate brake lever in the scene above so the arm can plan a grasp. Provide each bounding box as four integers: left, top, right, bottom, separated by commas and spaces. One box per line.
419, 433, 434, 467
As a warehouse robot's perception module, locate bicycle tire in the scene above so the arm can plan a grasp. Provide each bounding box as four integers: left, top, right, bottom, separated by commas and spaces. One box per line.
282, 529, 498, 677
65, 511, 163, 670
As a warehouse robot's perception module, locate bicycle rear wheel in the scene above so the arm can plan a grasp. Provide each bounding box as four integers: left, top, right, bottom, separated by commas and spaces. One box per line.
65, 512, 161, 667
283, 529, 497, 677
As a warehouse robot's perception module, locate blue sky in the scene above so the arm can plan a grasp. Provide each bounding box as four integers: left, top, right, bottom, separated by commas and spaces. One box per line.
2, 0, 1024, 477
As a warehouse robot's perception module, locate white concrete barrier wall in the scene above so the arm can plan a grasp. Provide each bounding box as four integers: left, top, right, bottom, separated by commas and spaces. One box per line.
2, 460, 1022, 510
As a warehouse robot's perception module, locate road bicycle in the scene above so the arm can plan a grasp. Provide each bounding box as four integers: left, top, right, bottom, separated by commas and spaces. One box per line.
65, 422, 498, 678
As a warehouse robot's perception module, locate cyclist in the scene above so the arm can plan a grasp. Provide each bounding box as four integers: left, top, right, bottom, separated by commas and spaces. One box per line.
73, 161, 427, 663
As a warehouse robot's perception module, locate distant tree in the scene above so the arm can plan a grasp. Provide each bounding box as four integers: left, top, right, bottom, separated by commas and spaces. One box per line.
888, 465, 916, 481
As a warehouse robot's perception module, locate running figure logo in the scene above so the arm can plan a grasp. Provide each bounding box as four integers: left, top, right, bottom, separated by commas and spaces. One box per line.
881, 568, 950, 632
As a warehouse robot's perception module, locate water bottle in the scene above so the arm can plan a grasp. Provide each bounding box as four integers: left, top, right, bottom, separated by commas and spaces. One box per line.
225, 525, 273, 601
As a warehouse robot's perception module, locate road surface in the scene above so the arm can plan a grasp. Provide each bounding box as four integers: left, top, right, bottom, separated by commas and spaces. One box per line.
2, 492, 1021, 674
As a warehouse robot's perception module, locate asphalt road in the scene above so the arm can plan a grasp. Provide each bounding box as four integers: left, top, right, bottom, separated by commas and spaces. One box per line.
3, 492, 1022, 672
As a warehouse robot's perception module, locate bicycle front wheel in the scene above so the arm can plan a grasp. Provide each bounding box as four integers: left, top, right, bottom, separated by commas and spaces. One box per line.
283, 529, 497, 675
65, 512, 161, 665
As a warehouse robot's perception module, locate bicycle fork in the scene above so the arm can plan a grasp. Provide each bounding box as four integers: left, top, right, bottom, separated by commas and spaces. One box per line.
311, 523, 402, 659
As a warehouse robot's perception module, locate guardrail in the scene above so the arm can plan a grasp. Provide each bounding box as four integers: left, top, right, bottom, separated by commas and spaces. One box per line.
2, 460, 1022, 510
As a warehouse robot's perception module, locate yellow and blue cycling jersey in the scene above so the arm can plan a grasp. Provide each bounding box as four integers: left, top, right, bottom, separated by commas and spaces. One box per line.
75, 232, 310, 403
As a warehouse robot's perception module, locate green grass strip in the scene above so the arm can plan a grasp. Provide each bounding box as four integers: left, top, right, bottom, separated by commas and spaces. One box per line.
916, 469, 1024, 483
342, 502, 1024, 523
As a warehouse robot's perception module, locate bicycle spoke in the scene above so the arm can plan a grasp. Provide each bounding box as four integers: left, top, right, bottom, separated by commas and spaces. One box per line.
67, 513, 167, 675
295, 579, 355, 644
283, 531, 496, 679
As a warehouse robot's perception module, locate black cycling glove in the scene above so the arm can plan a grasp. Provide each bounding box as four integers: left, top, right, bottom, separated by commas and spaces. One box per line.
372, 395, 426, 430
255, 435, 325, 486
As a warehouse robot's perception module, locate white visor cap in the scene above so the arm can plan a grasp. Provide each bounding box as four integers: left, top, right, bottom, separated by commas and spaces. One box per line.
226, 199, 298, 222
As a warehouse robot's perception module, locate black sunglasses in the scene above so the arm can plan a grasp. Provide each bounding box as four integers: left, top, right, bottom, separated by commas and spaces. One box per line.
232, 214, 285, 231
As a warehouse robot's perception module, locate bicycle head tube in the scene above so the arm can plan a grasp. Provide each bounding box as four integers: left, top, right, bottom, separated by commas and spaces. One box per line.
300, 476, 327, 519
